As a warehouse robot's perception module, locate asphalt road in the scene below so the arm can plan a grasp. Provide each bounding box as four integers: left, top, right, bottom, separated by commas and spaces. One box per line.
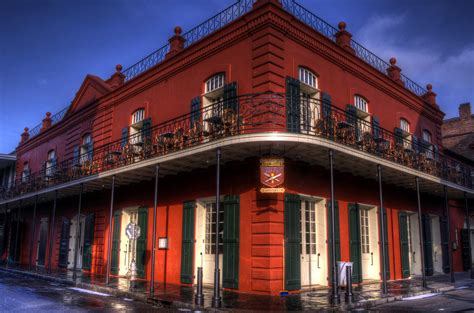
368, 285, 474, 312
0, 271, 172, 312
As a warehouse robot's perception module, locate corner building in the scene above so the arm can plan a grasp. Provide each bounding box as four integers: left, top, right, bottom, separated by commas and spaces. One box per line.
1, 0, 473, 295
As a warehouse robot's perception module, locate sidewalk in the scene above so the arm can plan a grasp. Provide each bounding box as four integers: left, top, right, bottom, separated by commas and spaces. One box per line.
0, 264, 472, 311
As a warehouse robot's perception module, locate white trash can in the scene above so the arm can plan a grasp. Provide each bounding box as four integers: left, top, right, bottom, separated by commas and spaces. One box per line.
337, 261, 353, 286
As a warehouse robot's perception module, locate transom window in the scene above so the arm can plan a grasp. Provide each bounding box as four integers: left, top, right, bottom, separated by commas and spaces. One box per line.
204, 202, 223, 255
205, 73, 225, 94
298, 67, 317, 89
131, 109, 145, 125
354, 95, 368, 113
300, 200, 316, 255
422, 130, 432, 143
360, 209, 370, 254
400, 119, 410, 133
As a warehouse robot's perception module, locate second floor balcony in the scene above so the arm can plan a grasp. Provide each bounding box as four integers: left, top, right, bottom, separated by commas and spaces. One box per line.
1, 92, 472, 203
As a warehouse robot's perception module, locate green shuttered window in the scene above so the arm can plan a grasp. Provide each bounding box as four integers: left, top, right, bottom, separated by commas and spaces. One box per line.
136, 207, 148, 278
223, 195, 240, 289
284, 193, 301, 290
181, 201, 195, 284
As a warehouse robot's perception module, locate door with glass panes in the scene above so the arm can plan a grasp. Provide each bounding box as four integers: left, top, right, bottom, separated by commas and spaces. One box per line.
195, 201, 223, 285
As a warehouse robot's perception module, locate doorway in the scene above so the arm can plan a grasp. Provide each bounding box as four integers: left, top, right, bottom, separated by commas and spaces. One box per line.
68, 214, 85, 270
359, 205, 380, 280
431, 215, 443, 273
407, 213, 422, 275
36, 217, 49, 266
300, 198, 327, 287
119, 208, 138, 276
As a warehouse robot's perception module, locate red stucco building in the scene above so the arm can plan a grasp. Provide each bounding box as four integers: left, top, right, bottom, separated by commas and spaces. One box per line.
1, 0, 473, 298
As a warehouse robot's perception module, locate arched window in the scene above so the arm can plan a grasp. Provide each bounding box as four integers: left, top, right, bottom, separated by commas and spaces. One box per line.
22, 162, 30, 182
422, 130, 432, 143
131, 108, 145, 125
400, 118, 410, 133
80, 133, 93, 164
205, 73, 225, 94
354, 95, 368, 113
298, 67, 317, 89
45, 149, 56, 177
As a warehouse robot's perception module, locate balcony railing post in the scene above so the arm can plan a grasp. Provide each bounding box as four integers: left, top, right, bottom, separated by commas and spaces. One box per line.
47, 190, 58, 274
28, 196, 37, 270
377, 165, 388, 294
464, 192, 474, 279
329, 149, 341, 305
106, 176, 115, 286
150, 165, 159, 295
415, 177, 427, 288
444, 186, 455, 283
73, 183, 84, 281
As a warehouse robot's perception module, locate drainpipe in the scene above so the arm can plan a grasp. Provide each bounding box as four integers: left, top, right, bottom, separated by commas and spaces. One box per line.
150, 165, 159, 295
106, 175, 116, 286
377, 165, 388, 294
415, 177, 427, 288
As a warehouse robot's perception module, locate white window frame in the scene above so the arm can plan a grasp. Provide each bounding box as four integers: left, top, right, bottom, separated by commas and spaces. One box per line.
204, 201, 224, 255
354, 95, 368, 113
298, 67, 318, 89
360, 209, 370, 254
46, 150, 56, 177
131, 108, 145, 125
301, 200, 317, 255
130, 109, 146, 145
22, 162, 30, 182
205, 73, 225, 94
400, 119, 410, 133
80, 134, 93, 164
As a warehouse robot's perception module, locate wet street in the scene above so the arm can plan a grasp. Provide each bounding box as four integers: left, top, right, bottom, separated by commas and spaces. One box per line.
0, 271, 166, 312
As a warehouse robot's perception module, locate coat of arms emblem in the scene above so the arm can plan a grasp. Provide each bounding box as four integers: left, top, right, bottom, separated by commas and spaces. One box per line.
260, 158, 285, 192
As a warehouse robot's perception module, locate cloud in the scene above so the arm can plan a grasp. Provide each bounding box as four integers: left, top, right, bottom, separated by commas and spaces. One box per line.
354, 15, 474, 118
38, 78, 48, 86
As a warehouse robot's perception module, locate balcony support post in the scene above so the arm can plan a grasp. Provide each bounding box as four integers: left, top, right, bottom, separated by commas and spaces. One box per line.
464, 192, 474, 279
47, 190, 58, 274
415, 177, 427, 288
377, 165, 388, 294
106, 176, 116, 286
150, 165, 159, 295
329, 149, 341, 305
72, 183, 84, 281
212, 148, 222, 308
444, 186, 455, 283
28, 196, 37, 270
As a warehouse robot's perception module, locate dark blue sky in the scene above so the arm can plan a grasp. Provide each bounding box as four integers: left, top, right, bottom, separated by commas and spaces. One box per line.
1, 0, 473, 152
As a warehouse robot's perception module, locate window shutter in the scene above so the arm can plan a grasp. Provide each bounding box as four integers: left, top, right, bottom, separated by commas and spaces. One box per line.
51, 157, 57, 174
346, 105, 358, 139
394, 128, 404, 145
223, 195, 240, 289
381, 207, 390, 279
58, 218, 70, 268
190, 97, 202, 127
348, 203, 362, 283
286, 77, 301, 133
111, 210, 121, 275
73, 145, 80, 165
136, 207, 148, 278
327, 199, 340, 283
37, 218, 48, 266
440, 216, 450, 274
87, 143, 94, 161
412, 135, 419, 153
82, 213, 95, 271
372, 116, 380, 139
223, 82, 238, 112
180, 201, 195, 284
398, 211, 410, 278
284, 193, 301, 290
422, 214, 434, 276
121, 127, 129, 148
141, 118, 152, 144
460, 229, 471, 271
321, 92, 332, 118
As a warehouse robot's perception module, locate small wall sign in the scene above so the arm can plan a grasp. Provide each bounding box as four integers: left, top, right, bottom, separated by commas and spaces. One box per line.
158, 237, 168, 249
260, 157, 285, 193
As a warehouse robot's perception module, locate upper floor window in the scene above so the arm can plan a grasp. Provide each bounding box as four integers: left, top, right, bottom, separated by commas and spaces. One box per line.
354, 95, 368, 113
422, 130, 432, 143
400, 118, 410, 133
131, 108, 145, 125
205, 73, 225, 94
45, 149, 56, 177
80, 133, 93, 164
298, 67, 317, 89
22, 162, 30, 182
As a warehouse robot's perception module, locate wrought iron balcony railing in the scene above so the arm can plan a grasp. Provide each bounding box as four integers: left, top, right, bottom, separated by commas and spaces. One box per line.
27, 106, 69, 140
1, 92, 472, 201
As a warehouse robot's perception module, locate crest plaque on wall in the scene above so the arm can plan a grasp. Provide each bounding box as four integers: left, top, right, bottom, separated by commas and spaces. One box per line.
260, 157, 285, 193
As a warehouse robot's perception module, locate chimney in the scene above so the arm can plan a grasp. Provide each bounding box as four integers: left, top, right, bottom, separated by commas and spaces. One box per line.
459, 103, 472, 120
422, 84, 437, 107
166, 26, 186, 59
108, 64, 125, 89
335, 22, 355, 54
41, 112, 52, 131
20, 127, 30, 143
386, 57, 403, 86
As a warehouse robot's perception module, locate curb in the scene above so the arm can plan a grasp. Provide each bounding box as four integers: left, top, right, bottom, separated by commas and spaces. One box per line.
0, 267, 458, 312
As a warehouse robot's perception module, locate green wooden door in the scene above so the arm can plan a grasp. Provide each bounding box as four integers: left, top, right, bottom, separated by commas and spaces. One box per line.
136, 207, 148, 278
327, 199, 341, 283
82, 213, 95, 270
111, 210, 121, 275
422, 214, 434, 276
440, 216, 451, 274
381, 208, 390, 279
284, 193, 301, 290
223, 195, 240, 289
180, 201, 195, 284
58, 218, 70, 268
398, 211, 410, 278
348, 203, 362, 283
460, 229, 471, 271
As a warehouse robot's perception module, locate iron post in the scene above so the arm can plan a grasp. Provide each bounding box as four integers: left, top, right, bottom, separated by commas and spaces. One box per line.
106, 176, 116, 286
377, 165, 388, 294
212, 148, 222, 308
329, 149, 340, 305
195, 267, 205, 305
444, 186, 455, 283
415, 177, 427, 288
150, 165, 159, 295
345, 265, 353, 304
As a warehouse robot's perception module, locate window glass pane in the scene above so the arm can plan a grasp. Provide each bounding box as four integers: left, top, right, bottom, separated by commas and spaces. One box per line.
205, 73, 225, 93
